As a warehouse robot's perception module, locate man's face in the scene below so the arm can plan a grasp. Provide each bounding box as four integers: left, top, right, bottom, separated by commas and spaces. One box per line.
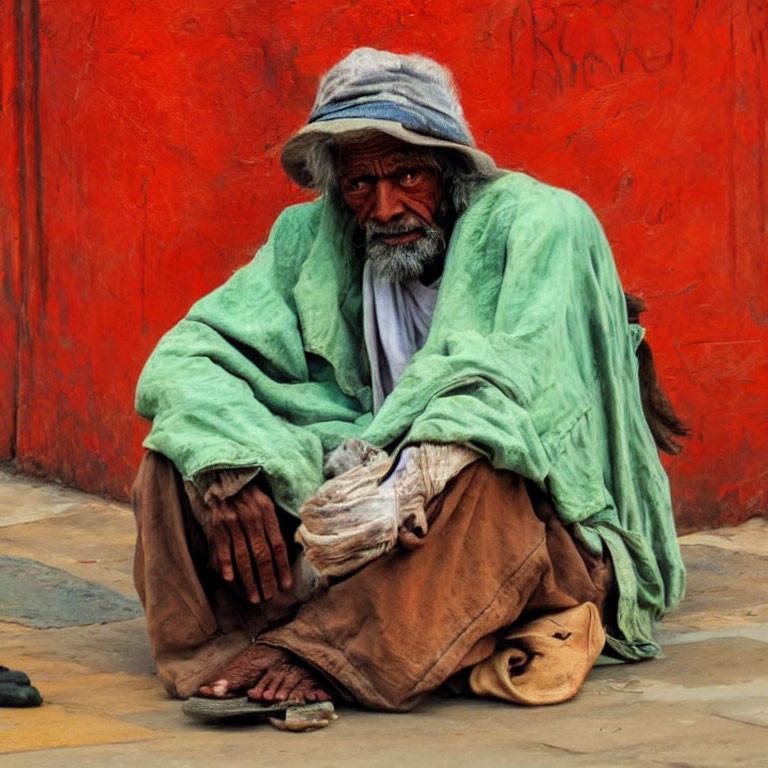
336, 133, 447, 283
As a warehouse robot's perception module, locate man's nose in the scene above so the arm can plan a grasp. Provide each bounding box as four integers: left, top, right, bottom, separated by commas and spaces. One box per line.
370, 179, 406, 223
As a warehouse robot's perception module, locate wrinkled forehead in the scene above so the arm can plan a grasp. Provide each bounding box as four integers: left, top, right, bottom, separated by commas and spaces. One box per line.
336, 131, 440, 174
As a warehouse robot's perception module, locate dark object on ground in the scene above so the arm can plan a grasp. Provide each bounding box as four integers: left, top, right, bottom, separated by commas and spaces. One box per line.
625, 292, 690, 454
0, 666, 43, 707
182, 696, 337, 731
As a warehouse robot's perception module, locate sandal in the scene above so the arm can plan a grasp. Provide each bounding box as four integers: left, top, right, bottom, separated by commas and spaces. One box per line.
182, 696, 336, 731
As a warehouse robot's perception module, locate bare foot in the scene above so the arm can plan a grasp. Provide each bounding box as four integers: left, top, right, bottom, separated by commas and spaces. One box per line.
198, 644, 332, 705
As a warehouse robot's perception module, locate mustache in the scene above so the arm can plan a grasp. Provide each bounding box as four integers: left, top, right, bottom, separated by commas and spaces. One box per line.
364, 215, 435, 242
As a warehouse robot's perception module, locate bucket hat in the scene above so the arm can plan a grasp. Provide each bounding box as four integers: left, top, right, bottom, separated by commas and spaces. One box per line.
281, 47, 497, 188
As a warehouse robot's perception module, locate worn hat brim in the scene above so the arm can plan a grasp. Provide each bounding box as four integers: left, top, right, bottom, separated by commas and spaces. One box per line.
281, 118, 497, 188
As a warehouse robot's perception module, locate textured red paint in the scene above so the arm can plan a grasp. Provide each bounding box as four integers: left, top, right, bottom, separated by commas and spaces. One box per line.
0, 3, 22, 462
1, 1, 766, 531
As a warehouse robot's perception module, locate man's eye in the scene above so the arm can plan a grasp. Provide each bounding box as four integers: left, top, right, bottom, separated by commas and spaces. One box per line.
346, 179, 369, 193
398, 171, 422, 187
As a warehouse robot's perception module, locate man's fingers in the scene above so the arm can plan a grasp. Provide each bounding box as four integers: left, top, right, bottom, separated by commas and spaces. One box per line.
205, 500, 235, 581
213, 527, 234, 582
208, 484, 293, 604
225, 517, 261, 603
251, 525, 279, 602
262, 503, 293, 592
238, 493, 288, 600
233, 500, 275, 601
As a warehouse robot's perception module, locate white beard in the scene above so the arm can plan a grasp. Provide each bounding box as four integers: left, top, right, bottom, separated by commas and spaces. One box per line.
364, 220, 446, 284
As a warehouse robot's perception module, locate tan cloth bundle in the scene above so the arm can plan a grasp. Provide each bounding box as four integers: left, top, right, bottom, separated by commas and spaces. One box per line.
296, 442, 478, 577
393, 443, 478, 547
469, 602, 605, 705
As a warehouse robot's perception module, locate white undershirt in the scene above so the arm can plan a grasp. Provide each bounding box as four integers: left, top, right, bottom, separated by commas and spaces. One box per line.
362, 261, 441, 413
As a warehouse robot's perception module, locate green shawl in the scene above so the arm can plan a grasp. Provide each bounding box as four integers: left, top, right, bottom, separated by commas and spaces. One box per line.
136, 172, 685, 660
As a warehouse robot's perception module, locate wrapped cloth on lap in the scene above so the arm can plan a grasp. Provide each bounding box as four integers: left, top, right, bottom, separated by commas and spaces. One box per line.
297, 442, 478, 577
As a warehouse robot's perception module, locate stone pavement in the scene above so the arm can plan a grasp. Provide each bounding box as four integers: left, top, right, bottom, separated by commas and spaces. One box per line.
0, 465, 767, 767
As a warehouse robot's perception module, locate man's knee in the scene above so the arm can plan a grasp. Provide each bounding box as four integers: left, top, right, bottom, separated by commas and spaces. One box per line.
131, 450, 182, 518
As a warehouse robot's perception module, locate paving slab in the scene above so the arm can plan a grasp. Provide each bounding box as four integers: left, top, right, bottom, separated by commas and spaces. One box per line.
0, 501, 137, 597
0, 555, 142, 628
0, 471, 766, 767
0, 466, 112, 528
679, 516, 768, 557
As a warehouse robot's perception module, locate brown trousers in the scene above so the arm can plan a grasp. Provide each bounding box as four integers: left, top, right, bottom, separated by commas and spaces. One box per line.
132, 452, 613, 709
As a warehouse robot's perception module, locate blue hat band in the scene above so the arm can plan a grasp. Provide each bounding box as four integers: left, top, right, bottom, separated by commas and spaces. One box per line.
309, 100, 473, 147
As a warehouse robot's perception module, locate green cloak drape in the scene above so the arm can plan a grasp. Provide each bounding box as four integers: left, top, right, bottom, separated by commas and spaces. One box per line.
136, 172, 685, 660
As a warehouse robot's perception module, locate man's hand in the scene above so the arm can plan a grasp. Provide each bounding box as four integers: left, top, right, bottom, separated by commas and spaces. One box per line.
204, 483, 293, 604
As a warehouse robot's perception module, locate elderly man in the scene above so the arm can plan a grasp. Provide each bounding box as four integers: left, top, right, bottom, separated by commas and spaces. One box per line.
132, 48, 686, 713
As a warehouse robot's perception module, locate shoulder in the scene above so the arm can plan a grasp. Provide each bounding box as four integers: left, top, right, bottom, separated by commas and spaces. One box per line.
268, 198, 326, 245
466, 172, 598, 235
242, 198, 328, 283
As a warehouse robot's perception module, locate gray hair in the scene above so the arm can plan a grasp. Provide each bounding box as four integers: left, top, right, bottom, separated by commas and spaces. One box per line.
302, 131, 496, 219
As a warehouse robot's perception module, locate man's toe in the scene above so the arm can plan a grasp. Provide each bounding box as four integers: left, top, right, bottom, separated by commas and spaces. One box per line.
274, 668, 304, 701
199, 678, 230, 698
262, 666, 294, 701
247, 674, 273, 701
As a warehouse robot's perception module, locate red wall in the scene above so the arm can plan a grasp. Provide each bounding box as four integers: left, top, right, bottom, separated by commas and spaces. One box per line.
1, 0, 766, 532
